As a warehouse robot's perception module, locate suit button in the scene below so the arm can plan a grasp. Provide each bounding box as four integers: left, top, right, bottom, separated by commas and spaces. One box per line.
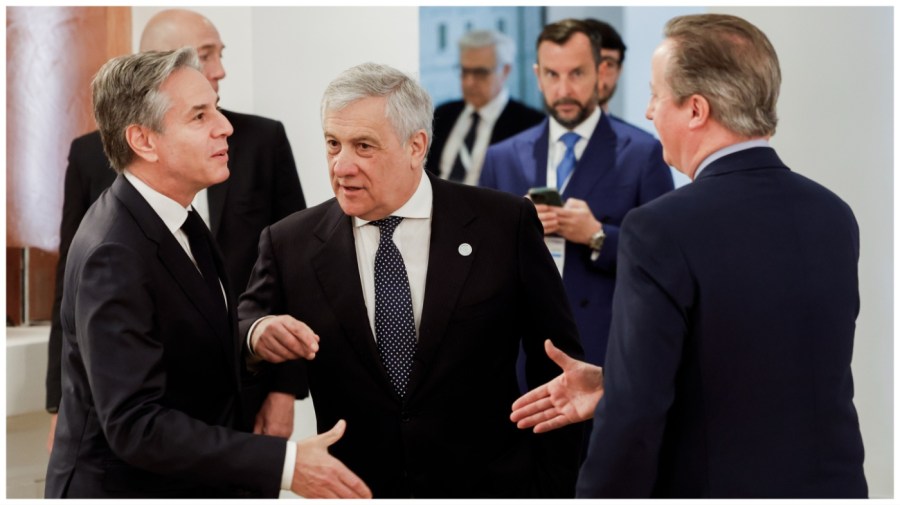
401, 411, 411, 422
580, 299, 590, 308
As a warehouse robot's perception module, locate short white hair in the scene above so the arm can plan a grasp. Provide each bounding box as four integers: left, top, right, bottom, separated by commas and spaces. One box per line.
459, 30, 515, 67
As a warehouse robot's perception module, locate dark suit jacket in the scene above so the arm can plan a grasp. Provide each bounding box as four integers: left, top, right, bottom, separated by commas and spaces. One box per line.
480, 113, 673, 367
46, 109, 307, 421
425, 98, 544, 176
238, 173, 585, 498
577, 147, 867, 497
45, 175, 286, 498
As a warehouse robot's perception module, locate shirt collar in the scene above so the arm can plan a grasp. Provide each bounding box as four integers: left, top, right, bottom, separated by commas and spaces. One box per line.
123, 170, 191, 233
464, 87, 510, 123
694, 138, 771, 179
353, 171, 433, 228
548, 105, 601, 145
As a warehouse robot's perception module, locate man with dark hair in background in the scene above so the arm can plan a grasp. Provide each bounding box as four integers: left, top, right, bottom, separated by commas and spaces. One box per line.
581, 18, 626, 113
45, 9, 306, 450
480, 19, 672, 379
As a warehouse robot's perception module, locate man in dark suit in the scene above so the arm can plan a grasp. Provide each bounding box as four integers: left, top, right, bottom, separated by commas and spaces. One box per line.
480, 19, 673, 371
45, 48, 369, 498
511, 14, 867, 498
238, 62, 584, 498
425, 29, 543, 184
45, 8, 306, 449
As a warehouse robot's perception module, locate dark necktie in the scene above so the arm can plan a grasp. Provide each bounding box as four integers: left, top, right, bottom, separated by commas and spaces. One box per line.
556, 131, 581, 190
371, 216, 417, 399
449, 111, 481, 182
181, 210, 225, 312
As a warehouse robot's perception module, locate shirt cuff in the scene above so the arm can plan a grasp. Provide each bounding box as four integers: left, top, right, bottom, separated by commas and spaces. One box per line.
281, 440, 296, 490
247, 315, 275, 355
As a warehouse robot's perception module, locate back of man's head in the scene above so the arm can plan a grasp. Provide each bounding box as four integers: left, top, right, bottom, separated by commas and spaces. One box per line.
664, 14, 780, 137
140, 9, 214, 52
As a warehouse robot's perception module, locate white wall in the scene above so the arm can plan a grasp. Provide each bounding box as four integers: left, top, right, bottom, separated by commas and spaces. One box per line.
715, 7, 893, 497
122, 6, 892, 497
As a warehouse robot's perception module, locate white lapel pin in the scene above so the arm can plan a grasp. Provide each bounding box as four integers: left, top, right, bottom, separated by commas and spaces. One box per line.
458, 243, 473, 257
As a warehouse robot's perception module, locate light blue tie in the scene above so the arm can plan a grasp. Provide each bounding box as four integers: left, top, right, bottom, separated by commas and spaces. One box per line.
556, 132, 581, 190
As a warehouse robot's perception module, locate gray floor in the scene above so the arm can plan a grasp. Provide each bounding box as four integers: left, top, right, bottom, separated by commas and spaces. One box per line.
7, 411, 51, 498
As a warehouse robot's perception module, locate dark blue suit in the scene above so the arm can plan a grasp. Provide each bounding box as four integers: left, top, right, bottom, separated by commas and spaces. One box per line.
480, 113, 673, 367
577, 147, 867, 497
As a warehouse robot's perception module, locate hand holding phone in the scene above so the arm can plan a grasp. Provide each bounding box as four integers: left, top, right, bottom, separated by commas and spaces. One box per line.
528, 187, 563, 207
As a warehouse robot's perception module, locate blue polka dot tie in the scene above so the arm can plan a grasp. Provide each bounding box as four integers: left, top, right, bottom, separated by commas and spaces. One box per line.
371, 216, 417, 399
556, 131, 581, 190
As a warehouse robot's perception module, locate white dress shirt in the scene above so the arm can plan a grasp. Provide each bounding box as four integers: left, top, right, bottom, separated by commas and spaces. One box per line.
353, 173, 433, 337
545, 106, 602, 192
124, 171, 292, 489
440, 88, 510, 185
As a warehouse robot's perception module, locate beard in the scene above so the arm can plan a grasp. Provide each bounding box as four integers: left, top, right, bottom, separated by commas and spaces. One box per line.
544, 89, 599, 129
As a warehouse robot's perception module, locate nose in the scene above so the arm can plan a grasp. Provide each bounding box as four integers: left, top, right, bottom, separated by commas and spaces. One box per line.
203, 54, 226, 92
645, 99, 654, 121
331, 149, 358, 177
214, 109, 234, 138
557, 76, 575, 99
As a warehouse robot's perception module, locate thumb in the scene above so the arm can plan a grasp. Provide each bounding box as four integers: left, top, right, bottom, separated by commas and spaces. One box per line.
544, 339, 577, 371
318, 419, 347, 447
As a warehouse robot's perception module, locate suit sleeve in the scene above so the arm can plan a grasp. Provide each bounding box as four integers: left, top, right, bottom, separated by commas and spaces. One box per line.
238, 226, 308, 397
516, 199, 586, 497
46, 141, 93, 412
576, 208, 692, 497
588, 139, 674, 273
76, 242, 285, 496
265, 122, 308, 398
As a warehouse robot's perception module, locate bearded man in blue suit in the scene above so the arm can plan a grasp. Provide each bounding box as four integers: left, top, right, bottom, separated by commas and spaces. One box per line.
480, 19, 673, 371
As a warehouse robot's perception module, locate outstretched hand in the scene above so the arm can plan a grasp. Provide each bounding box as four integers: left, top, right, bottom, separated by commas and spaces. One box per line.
292, 419, 372, 498
511, 339, 604, 433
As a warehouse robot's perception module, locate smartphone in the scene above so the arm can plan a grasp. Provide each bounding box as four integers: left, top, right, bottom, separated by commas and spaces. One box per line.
528, 186, 563, 207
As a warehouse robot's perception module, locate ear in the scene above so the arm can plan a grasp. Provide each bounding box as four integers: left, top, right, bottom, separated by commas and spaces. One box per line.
408, 129, 428, 167
125, 124, 159, 163
533, 63, 543, 93
687, 94, 711, 130
500, 63, 511, 79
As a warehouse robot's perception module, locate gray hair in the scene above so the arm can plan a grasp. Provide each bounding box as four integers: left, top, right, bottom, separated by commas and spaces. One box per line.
91, 47, 201, 172
321, 62, 433, 156
664, 14, 780, 137
458, 29, 515, 67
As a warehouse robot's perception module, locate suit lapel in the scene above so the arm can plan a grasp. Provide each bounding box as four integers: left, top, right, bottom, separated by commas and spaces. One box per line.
310, 202, 393, 389
563, 113, 618, 201
112, 176, 237, 379
407, 174, 478, 401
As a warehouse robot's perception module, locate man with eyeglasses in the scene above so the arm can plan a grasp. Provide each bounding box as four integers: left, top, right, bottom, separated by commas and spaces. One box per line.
426, 29, 543, 185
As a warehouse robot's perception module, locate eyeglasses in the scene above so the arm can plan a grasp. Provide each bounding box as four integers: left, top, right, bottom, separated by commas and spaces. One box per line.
459, 65, 497, 80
